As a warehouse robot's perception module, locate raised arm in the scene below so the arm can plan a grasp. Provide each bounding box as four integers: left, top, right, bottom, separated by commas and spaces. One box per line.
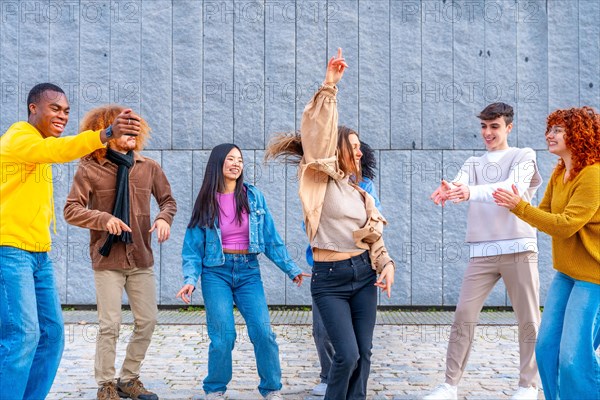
9, 109, 143, 164
300, 48, 348, 164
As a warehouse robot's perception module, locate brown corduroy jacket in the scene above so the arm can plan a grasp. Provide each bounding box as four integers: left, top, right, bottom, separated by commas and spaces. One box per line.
64, 152, 177, 270
299, 85, 394, 273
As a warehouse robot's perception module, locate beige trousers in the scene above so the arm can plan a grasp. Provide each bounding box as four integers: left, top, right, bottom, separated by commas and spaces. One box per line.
445, 252, 540, 388
94, 267, 157, 385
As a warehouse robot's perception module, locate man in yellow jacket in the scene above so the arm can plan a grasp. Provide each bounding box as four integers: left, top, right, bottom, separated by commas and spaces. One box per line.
0, 83, 141, 399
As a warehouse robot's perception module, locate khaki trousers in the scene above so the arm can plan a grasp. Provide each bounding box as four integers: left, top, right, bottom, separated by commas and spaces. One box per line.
94, 267, 157, 385
445, 252, 540, 388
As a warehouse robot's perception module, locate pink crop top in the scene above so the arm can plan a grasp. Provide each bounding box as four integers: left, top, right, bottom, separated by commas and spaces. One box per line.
216, 192, 249, 251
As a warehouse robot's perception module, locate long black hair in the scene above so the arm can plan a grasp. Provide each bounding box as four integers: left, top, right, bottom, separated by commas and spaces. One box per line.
359, 141, 377, 180
188, 143, 250, 228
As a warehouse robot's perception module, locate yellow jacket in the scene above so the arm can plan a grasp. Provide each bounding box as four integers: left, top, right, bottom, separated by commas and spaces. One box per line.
512, 163, 600, 284
0, 122, 104, 251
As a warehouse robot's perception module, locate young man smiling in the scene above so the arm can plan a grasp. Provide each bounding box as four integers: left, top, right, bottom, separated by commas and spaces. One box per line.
0, 83, 141, 399
425, 103, 543, 400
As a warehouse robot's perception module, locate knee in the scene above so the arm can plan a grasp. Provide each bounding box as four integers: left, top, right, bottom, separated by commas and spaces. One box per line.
3, 322, 40, 356
535, 328, 557, 354
208, 323, 237, 352
334, 346, 360, 371
247, 323, 277, 346
134, 316, 157, 333
40, 320, 64, 351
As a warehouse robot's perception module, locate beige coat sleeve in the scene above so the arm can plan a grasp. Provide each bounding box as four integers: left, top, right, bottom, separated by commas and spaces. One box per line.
298, 84, 345, 240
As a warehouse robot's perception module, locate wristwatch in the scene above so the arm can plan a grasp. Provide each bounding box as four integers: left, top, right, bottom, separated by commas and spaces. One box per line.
105, 125, 113, 139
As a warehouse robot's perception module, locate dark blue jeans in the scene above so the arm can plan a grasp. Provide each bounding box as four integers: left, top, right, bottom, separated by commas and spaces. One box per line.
311, 252, 377, 400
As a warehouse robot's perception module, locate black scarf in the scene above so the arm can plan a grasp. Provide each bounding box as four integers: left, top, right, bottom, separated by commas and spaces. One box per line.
99, 149, 134, 257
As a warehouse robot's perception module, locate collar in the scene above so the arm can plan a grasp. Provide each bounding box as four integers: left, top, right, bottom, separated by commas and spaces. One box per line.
99, 151, 145, 165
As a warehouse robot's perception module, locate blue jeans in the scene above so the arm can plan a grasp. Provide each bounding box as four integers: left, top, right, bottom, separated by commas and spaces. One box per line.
201, 253, 282, 398
312, 297, 334, 383
0, 246, 65, 400
535, 272, 600, 400
311, 252, 377, 400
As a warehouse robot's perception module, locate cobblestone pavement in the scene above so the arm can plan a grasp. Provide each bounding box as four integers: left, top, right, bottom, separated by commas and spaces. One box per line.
49, 310, 546, 400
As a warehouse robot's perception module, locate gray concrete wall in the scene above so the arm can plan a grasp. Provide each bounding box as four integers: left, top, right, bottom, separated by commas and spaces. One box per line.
1, 0, 598, 306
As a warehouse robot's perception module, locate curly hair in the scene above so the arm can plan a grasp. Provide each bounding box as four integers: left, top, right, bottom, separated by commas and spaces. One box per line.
546, 106, 600, 179
80, 104, 150, 161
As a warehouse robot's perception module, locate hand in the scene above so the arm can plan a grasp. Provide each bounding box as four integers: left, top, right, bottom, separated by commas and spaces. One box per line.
149, 218, 171, 243
106, 216, 131, 235
104, 109, 142, 141
176, 284, 195, 304
430, 180, 452, 206
324, 48, 349, 86
292, 272, 312, 287
446, 182, 470, 203
493, 184, 521, 210
374, 263, 395, 298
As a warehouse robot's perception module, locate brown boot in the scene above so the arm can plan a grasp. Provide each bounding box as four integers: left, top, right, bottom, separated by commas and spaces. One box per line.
116, 377, 159, 400
97, 381, 120, 400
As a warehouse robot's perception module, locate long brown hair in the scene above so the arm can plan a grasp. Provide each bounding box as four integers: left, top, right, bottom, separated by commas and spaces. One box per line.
80, 104, 150, 161
265, 125, 361, 178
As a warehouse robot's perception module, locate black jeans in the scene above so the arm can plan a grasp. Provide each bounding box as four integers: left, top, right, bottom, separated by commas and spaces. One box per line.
311, 251, 378, 400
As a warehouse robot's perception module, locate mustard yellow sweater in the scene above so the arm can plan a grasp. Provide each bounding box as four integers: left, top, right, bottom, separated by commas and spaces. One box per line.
512, 163, 600, 284
0, 122, 104, 251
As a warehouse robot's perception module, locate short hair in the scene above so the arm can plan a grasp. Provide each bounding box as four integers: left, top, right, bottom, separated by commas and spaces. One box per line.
27, 83, 65, 116
478, 102, 514, 125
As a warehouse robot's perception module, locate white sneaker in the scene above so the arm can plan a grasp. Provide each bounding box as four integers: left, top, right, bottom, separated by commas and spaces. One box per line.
205, 392, 226, 400
511, 386, 539, 400
423, 383, 458, 400
312, 382, 327, 396
264, 390, 283, 400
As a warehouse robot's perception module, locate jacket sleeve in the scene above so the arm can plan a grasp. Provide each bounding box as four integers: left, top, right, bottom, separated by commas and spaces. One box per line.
512, 166, 600, 239
352, 188, 395, 273
300, 84, 344, 180
260, 197, 303, 280
181, 227, 205, 286
10, 128, 104, 164
151, 164, 177, 225
63, 163, 113, 231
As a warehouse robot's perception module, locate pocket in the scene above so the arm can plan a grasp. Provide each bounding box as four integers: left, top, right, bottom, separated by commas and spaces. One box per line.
247, 257, 260, 269
93, 188, 117, 213
134, 188, 151, 216
310, 265, 334, 286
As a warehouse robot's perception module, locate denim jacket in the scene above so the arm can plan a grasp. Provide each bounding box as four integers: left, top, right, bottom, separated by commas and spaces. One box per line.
182, 183, 302, 286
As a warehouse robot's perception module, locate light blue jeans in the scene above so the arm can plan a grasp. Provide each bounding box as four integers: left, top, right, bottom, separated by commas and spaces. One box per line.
201, 253, 282, 398
535, 272, 600, 400
0, 246, 65, 400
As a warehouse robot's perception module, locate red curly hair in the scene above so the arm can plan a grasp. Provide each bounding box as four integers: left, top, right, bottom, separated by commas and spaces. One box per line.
546, 106, 600, 179
80, 104, 150, 161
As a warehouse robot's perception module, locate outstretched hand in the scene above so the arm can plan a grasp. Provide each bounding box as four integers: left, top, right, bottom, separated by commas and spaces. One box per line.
324, 47, 349, 86
446, 182, 470, 204
430, 180, 452, 206
493, 184, 521, 210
